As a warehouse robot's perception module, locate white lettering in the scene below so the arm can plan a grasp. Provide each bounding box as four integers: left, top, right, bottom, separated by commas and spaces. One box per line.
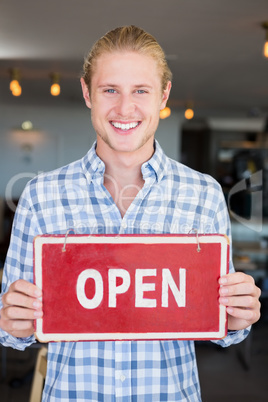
76, 267, 187, 310
135, 269, 157, 308
76, 269, 103, 309
108, 269, 131, 307
162, 268, 186, 307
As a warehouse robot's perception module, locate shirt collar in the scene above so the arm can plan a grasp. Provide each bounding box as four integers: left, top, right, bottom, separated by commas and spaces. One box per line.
81, 141, 105, 182
81, 140, 168, 183
142, 140, 168, 182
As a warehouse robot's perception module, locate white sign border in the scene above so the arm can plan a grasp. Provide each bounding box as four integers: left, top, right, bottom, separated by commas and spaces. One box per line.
34, 234, 229, 343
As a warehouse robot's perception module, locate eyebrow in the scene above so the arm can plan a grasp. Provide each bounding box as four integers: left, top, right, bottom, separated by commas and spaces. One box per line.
97, 84, 154, 89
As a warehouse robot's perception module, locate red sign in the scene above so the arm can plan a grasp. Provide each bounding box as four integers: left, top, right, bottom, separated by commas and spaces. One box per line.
34, 234, 229, 342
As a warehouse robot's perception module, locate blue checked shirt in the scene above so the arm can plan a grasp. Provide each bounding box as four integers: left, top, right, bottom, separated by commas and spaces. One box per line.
0, 140, 249, 401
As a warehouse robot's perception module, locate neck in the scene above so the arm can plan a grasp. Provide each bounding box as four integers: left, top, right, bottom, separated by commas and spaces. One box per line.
96, 137, 154, 186
95, 139, 154, 216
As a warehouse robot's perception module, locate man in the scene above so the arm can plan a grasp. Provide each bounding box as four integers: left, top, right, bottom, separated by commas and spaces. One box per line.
0, 26, 261, 401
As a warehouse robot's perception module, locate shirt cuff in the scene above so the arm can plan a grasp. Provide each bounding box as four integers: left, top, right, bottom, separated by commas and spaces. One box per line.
0, 327, 36, 351
212, 326, 251, 348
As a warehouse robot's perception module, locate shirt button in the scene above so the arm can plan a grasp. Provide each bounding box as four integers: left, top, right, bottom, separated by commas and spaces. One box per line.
121, 221, 127, 229
120, 374, 126, 382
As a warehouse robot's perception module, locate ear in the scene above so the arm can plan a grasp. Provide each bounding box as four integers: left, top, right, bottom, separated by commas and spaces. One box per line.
160, 81, 172, 110
80, 78, 92, 109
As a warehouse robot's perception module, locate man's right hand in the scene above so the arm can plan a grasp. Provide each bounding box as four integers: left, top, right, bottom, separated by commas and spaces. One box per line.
0, 279, 43, 338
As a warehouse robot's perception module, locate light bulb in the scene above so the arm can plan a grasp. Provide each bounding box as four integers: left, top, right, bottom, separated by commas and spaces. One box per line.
21, 121, 33, 130
51, 83, 61, 96
262, 22, 268, 58
10, 79, 20, 92
264, 41, 268, 58
184, 108, 194, 120
159, 107, 171, 119
9, 69, 21, 95
12, 84, 22, 97
50, 73, 61, 96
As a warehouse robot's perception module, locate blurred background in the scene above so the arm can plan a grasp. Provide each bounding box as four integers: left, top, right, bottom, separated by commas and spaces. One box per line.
0, 1, 268, 401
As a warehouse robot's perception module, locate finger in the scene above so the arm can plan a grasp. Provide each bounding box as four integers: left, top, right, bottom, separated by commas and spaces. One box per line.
9, 319, 35, 332
2, 306, 43, 321
0, 304, 41, 338
226, 306, 260, 323
0, 314, 36, 338
219, 272, 253, 286
219, 281, 258, 298
219, 295, 260, 310
9, 279, 42, 298
3, 290, 42, 310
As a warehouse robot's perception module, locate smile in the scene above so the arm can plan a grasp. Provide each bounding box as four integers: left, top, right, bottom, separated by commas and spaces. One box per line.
111, 121, 140, 131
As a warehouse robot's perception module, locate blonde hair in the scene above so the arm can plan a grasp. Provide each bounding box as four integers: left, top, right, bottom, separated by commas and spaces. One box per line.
82, 25, 172, 93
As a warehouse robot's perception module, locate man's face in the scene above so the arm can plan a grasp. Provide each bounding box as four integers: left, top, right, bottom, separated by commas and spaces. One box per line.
81, 51, 171, 158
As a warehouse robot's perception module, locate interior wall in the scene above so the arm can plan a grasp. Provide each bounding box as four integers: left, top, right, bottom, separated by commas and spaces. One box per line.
0, 103, 181, 199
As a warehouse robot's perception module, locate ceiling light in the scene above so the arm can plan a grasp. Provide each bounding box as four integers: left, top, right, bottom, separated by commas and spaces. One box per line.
12, 85, 22, 97
9, 68, 22, 96
184, 108, 194, 120
21, 121, 33, 130
160, 106, 171, 119
262, 22, 268, 58
10, 79, 19, 92
50, 73, 60, 96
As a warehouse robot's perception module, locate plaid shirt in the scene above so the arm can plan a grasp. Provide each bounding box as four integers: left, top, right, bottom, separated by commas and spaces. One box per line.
0, 141, 249, 401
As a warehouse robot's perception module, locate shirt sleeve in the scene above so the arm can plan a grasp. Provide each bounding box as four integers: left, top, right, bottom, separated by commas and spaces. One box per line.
0, 182, 39, 350
211, 184, 250, 347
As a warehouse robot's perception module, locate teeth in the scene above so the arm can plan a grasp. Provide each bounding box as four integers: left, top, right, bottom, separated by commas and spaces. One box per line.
112, 122, 139, 130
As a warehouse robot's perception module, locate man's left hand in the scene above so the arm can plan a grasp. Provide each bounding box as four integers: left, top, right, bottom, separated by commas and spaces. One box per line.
219, 272, 261, 331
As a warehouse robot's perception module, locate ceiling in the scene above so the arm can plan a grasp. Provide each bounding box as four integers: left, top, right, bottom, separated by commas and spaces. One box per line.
0, 0, 268, 118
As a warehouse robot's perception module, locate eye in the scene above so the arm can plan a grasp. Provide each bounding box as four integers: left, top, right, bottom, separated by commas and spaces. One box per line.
136, 89, 147, 94
105, 89, 117, 94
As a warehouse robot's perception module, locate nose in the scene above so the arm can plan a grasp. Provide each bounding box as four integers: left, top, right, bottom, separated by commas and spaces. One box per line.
116, 94, 136, 117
